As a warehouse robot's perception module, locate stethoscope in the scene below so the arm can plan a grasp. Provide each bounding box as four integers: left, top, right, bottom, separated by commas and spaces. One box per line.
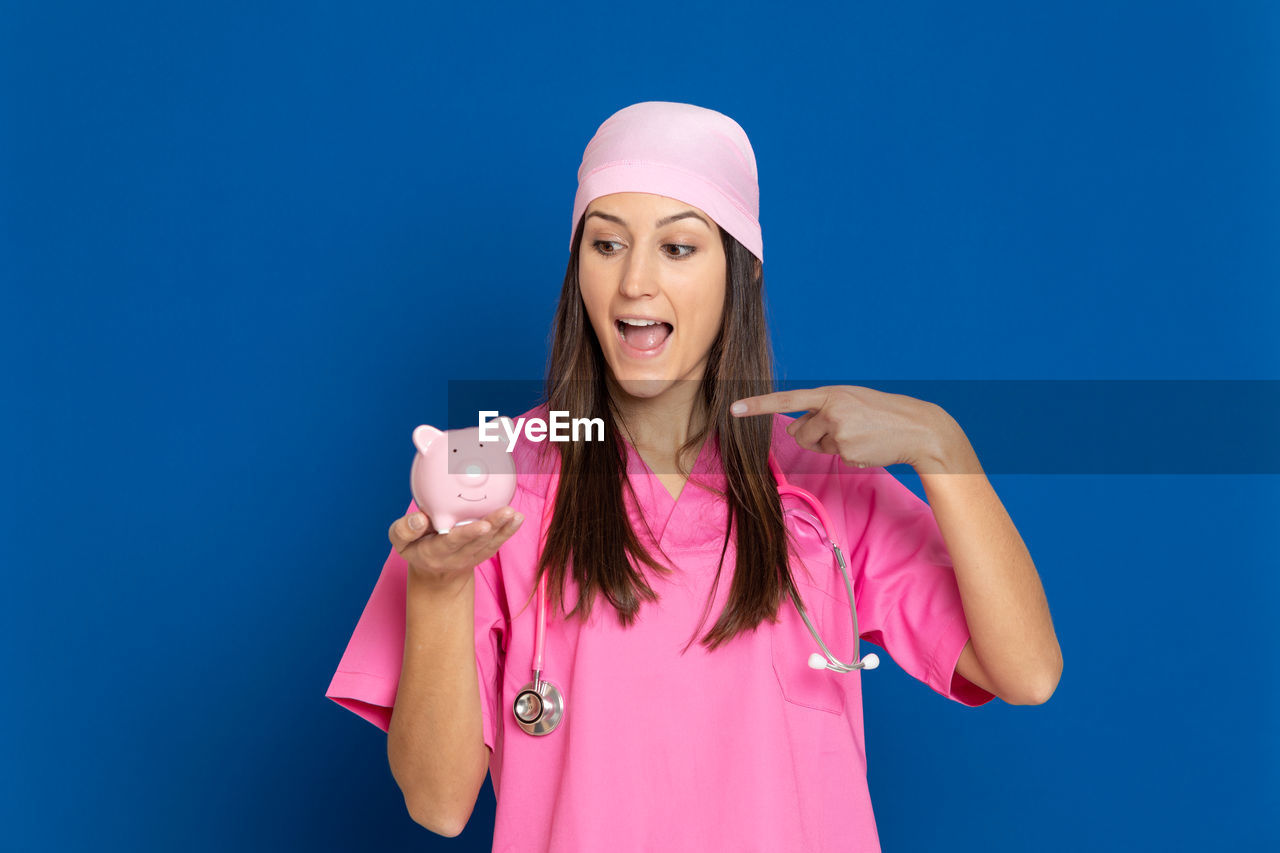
512, 450, 879, 736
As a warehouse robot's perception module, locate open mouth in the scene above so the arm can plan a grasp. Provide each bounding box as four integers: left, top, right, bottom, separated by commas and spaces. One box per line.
615, 318, 673, 353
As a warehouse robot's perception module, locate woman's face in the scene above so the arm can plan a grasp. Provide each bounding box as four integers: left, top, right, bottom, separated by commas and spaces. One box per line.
578, 192, 727, 400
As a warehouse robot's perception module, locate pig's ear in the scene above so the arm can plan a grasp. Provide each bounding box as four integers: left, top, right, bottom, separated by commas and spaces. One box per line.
498, 416, 515, 436
412, 425, 444, 455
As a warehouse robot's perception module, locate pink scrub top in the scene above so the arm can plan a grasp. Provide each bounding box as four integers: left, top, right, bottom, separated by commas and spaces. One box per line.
326, 406, 994, 852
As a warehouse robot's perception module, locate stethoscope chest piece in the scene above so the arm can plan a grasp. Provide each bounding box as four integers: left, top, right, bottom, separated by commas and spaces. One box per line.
513, 677, 565, 736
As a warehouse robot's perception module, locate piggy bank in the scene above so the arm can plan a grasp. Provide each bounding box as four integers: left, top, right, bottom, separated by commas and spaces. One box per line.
410, 418, 517, 534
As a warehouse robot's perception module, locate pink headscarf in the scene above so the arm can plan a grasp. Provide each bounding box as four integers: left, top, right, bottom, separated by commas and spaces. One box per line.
569, 101, 763, 264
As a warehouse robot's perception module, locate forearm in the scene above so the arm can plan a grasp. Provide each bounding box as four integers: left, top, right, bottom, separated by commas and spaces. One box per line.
913, 408, 1063, 704
387, 570, 489, 836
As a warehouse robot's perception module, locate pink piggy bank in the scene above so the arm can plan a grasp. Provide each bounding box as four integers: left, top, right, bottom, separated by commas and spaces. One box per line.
410, 418, 517, 534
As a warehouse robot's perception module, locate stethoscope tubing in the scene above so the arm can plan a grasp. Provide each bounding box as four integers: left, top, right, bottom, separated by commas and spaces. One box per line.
516, 448, 875, 736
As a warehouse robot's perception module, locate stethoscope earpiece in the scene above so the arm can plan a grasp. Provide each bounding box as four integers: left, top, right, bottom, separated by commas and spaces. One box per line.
809, 651, 879, 671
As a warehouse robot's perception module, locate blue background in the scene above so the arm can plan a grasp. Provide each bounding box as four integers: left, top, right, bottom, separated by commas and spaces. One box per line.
3, 1, 1277, 850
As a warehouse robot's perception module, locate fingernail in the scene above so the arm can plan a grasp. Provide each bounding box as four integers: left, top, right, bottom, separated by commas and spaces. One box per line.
513, 512, 524, 525
730, 402, 746, 415
408, 513, 424, 531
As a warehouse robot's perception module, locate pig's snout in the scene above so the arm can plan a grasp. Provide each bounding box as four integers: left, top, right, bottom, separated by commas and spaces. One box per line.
457, 459, 490, 487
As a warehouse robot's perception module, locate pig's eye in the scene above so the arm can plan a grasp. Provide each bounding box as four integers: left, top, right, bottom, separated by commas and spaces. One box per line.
452, 449, 457, 453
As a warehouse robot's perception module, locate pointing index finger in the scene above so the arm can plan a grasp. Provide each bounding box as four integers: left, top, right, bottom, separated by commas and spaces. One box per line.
730, 388, 828, 417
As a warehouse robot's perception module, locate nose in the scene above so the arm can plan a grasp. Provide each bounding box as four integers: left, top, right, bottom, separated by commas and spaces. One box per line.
457, 459, 489, 487
618, 247, 659, 300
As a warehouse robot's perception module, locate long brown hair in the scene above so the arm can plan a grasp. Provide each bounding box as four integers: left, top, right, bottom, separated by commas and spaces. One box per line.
532, 213, 802, 652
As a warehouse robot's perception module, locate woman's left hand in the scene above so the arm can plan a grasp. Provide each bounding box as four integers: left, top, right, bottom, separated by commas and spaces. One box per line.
730, 385, 964, 471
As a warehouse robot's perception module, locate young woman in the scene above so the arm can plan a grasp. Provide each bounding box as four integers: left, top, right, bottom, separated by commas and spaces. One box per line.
326, 101, 1062, 852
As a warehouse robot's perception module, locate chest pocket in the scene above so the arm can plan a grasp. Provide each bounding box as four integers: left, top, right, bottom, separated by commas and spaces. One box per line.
771, 577, 847, 715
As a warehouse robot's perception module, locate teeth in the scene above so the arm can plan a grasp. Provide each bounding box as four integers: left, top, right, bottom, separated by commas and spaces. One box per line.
619, 318, 661, 326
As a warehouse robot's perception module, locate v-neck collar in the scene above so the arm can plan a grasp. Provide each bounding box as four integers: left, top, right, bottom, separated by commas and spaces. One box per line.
622, 432, 725, 545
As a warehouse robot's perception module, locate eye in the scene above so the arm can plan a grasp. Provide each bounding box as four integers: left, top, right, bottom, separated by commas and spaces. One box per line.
591, 240, 695, 259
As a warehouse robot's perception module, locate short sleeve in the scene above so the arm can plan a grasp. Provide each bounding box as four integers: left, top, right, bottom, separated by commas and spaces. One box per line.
841, 469, 996, 707
324, 499, 509, 748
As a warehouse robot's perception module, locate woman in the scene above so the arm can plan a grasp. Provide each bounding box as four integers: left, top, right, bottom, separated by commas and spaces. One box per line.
326, 101, 1062, 852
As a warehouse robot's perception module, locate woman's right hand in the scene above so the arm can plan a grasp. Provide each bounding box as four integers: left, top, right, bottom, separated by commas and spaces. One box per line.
388, 507, 524, 587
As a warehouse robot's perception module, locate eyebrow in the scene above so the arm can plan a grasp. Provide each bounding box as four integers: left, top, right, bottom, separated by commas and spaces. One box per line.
585, 209, 712, 230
